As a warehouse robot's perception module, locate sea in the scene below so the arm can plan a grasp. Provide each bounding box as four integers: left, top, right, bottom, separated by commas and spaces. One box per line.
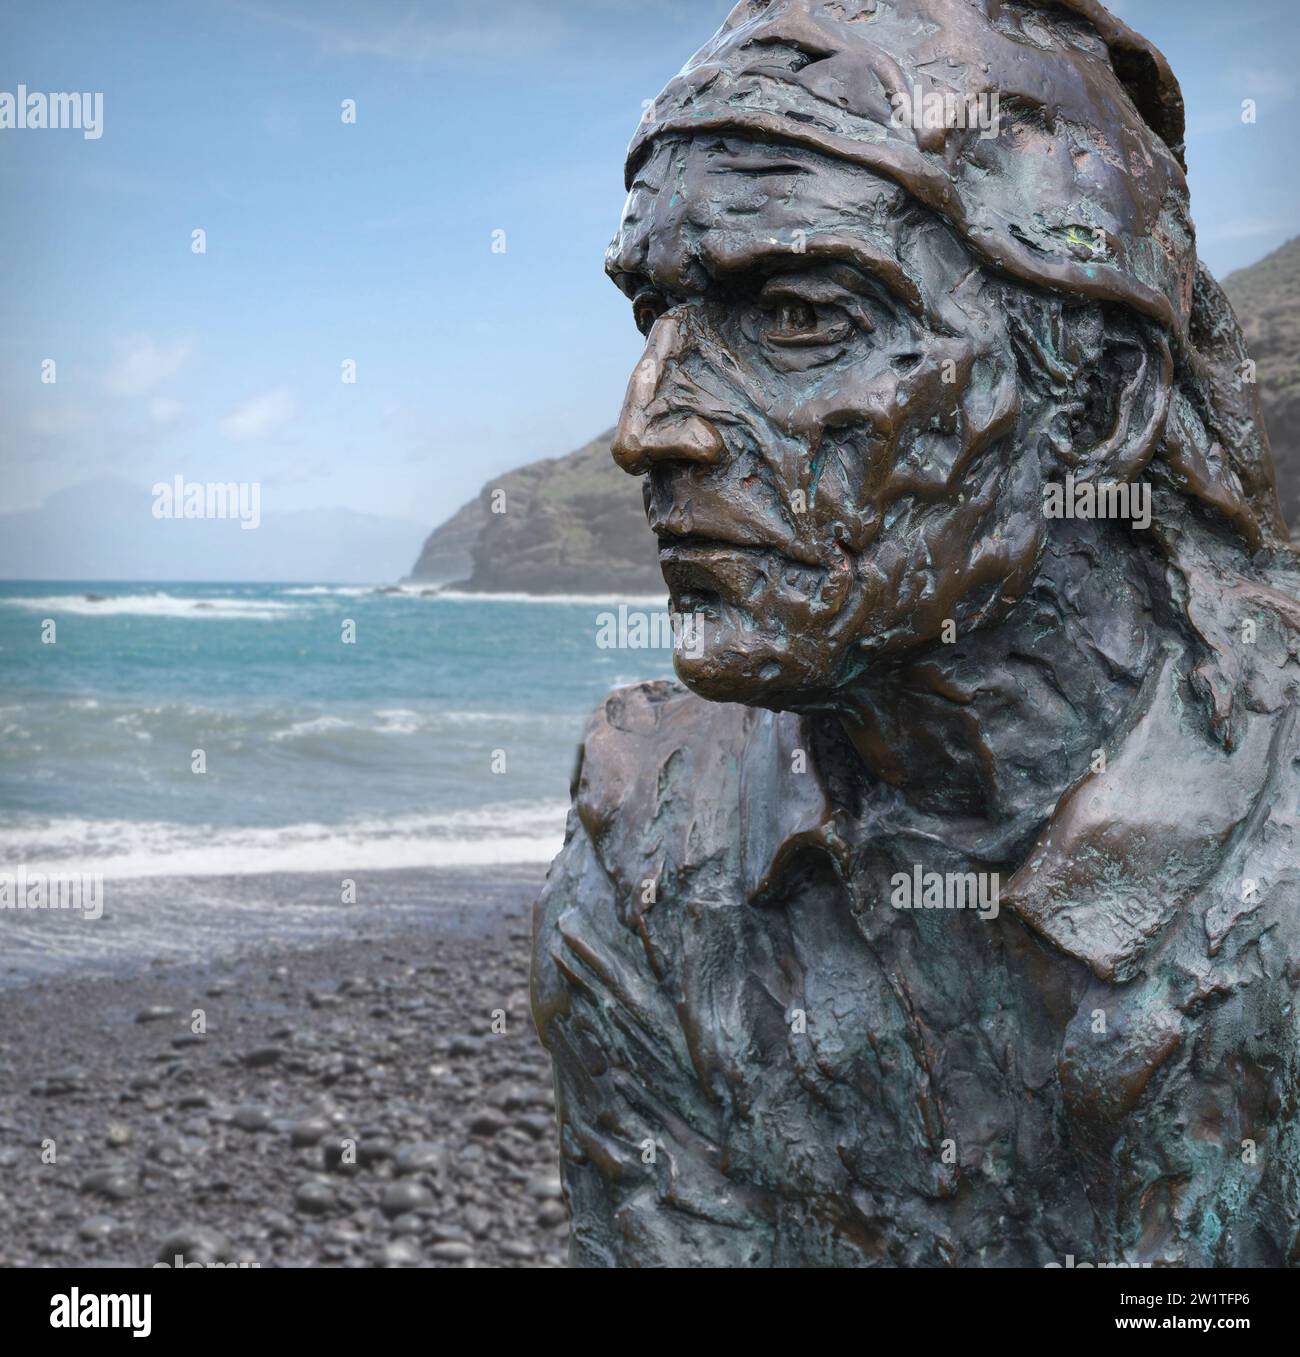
0, 580, 674, 983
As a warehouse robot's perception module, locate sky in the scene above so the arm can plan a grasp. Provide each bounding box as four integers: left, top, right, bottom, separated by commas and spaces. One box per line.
1, 0, 1297, 532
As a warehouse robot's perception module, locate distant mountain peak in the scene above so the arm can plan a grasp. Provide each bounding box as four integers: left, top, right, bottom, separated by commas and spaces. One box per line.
0, 480, 429, 583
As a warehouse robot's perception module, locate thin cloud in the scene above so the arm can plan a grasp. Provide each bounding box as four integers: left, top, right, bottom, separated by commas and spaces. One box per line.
221, 387, 297, 442
103, 336, 193, 397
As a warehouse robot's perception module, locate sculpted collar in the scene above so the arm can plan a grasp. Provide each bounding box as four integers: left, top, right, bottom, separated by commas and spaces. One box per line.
739, 640, 1282, 983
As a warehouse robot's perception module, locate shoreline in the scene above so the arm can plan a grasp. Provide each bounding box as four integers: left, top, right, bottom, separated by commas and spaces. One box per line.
2, 578, 670, 606
0, 874, 565, 1268
0, 864, 549, 990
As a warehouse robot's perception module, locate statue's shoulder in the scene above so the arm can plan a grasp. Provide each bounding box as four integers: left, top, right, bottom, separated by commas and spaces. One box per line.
565, 678, 750, 891
579, 675, 734, 747
573, 677, 747, 818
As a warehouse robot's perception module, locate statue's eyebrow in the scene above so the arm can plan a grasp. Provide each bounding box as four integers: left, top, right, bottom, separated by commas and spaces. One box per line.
705, 154, 812, 178
700, 235, 923, 314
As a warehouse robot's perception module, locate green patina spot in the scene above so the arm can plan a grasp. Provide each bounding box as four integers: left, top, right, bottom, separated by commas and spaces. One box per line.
1197, 1207, 1223, 1249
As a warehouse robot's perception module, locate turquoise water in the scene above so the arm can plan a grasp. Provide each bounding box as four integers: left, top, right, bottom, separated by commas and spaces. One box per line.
0, 581, 673, 880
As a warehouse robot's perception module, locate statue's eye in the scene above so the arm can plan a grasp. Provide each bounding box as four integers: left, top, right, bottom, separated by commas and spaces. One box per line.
771, 300, 818, 337
633, 291, 667, 336
764, 296, 849, 347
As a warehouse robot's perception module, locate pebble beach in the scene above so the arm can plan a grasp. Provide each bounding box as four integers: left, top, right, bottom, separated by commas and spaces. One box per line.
0, 874, 565, 1269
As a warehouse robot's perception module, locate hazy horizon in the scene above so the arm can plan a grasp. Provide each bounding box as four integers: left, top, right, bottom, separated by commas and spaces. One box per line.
0, 475, 432, 582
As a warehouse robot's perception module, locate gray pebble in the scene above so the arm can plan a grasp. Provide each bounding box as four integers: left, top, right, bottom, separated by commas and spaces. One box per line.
357, 1138, 396, 1167
537, 1201, 567, 1229
374, 1240, 423, 1267
528, 1173, 563, 1201
468, 1112, 506, 1137
394, 1141, 448, 1176
155, 1226, 231, 1266
294, 1181, 336, 1215
430, 1240, 474, 1263
80, 1169, 136, 1202
380, 1182, 433, 1219
232, 1104, 272, 1132
288, 1116, 332, 1147
78, 1215, 123, 1242
241, 1046, 283, 1069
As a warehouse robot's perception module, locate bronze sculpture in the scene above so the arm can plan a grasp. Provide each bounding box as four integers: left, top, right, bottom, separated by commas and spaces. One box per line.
532, 0, 1300, 1267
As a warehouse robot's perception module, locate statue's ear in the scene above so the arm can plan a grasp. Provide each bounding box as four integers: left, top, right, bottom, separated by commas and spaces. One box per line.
1058, 310, 1173, 484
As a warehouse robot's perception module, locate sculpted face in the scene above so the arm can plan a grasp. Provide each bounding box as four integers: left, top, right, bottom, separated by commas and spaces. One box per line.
607, 134, 1046, 711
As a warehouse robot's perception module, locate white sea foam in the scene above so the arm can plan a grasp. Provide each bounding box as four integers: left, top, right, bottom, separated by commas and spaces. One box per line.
1, 586, 670, 616
268, 715, 354, 743
434, 709, 553, 725
429, 588, 670, 606
111, 712, 153, 742
280, 585, 372, 597
1, 592, 301, 620
371, 708, 422, 735
0, 803, 568, 879
262, 707, 554, 742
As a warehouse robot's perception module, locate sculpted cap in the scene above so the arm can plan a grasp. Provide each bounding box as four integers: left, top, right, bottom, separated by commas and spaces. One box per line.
629, 0, 1192, 342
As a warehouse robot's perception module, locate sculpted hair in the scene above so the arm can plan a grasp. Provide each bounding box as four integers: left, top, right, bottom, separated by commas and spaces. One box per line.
1001, 270, 1300, 751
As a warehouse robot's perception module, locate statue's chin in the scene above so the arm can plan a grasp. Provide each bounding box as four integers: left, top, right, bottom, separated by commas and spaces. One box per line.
671, 652, 747, 704
671, 633, 822, 710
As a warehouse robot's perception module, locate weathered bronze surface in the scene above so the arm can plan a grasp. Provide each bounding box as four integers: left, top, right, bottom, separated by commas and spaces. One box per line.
532, 0, 1300, 1267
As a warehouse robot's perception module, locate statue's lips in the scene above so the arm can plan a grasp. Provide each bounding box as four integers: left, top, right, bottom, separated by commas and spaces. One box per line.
658, 537, 771, 609
657, 534, 762, 556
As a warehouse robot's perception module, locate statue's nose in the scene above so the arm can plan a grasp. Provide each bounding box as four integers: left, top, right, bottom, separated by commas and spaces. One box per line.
610, 313, 724, 475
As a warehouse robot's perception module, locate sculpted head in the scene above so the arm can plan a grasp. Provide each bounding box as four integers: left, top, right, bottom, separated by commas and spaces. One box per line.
607, 133, 1168, 708
606, 0, 1285, 718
